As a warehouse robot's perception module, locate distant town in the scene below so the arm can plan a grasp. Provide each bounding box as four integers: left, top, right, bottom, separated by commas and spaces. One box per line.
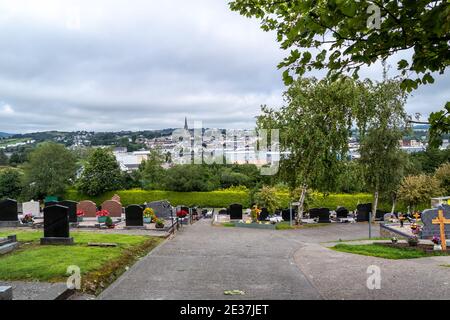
0, 119, 448, 173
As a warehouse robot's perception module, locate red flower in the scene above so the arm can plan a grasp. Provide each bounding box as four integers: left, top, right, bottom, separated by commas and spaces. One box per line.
96, 209, 110, 217
76, 210, 85, 217
176, 210, 188, 218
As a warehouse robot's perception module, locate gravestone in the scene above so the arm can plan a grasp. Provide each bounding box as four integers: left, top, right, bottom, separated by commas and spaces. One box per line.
102, 200, 123, 218
384, 212, 397, 222
309, 208, 331, 223
60, 200, 78, 223
125, 205, 144, 227
259, 208, 269, 221
219, 208, 228, 215
112, 194, 121, 202
375, 209, 387, 221
22, 200, 41, 217
281, 208, 296, 222
356, 203, 372, 222
421, 205, 450, 239
45, 201, 59, 207
40, 205, 74, 245
229, 203, 243, 220
147, 200, 173, 219
0, 199, 19, 226
77, 200, 97, 218
336, 207, 349, 219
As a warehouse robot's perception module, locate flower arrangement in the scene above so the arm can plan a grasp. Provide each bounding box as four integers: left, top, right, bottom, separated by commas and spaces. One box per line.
432, 236, 441, 245
250, 206, 261, 223
21, 214, 34, 224
176, 210, 188, 218
76, 210, 85, 217
391, 237, 398, 244
410, 223, 422, 235
96, 210, 110, 217
96, 209, 110, 223
144, 208, 156, 223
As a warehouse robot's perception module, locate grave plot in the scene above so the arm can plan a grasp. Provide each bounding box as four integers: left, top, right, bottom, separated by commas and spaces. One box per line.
0, 229, 163, 296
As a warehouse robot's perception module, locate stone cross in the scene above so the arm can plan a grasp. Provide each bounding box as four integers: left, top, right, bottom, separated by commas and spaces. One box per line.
432, 209, 450, 250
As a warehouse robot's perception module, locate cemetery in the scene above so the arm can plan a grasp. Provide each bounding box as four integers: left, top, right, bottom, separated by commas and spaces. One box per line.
0, 195, 205, 298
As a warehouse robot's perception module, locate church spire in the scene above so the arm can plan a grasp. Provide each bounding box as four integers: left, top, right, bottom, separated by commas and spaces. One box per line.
184, 117, 188, 130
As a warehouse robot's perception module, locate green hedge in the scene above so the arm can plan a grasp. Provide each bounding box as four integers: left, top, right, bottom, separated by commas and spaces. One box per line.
64, 189, 427, 212
65, 189, 250, 208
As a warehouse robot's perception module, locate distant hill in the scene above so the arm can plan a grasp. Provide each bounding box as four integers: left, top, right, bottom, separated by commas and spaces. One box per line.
0, 132, 11, 138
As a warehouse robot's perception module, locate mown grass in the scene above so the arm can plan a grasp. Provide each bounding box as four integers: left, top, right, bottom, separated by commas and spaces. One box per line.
0, 230, 162, 285
332, 243, 449, 259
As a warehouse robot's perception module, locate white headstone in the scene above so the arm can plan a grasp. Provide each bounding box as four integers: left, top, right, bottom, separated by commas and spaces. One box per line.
22, 200, 41, 217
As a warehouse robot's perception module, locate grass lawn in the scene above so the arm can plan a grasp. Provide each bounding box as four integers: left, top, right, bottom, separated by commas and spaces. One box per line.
332, 243, 450, 260
0, 229, 163, 294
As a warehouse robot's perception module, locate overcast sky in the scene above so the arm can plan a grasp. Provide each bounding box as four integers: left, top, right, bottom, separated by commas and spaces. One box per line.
0, 0, 448, 133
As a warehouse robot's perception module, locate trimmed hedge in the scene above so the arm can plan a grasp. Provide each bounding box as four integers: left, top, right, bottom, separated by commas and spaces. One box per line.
64, 189, 428, 212
64, 189, 250, 208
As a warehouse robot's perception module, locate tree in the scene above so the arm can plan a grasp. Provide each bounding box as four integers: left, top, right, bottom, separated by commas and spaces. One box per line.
77, 148, 123, 196
163, 165, 220, 192
397, 174, 441, 210
434, 162, 450, 195
229, 0, 449, 146
358, 78, 409, 219
254, 186, 280, 214
139, 149, 166, 190
219, 168, 251, 189
0, 150, 8, 166
23, 142, 77, 198
257, 77, 360, 222
0, 168, 22, 199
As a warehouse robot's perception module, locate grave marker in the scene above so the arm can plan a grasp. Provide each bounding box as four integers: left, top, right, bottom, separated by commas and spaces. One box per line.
40, 205, 74, 245
77, 200, 97, 218
229, 203, 243, 220
125, 205, 144, 227
60, 200, 78, 223
22, 200, 41, 218
102, 200, 123, 218
432, 208, 450, 250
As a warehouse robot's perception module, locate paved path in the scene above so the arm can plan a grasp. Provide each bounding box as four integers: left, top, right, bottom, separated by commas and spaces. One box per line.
99, 220, 450, 300
100, 220, 323, 300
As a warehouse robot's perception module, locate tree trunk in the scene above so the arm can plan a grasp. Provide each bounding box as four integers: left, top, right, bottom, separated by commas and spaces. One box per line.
390, 195, 396, 214
297, 185, 307, 225
372, 191, 379, 224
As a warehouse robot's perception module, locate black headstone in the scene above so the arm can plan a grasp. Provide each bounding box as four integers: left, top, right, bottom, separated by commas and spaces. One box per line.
43, 205, 70, 238
229, 203, 243, 220
0, 199, 18, 221
259, 208, 269, 221
356, 203, 372, 222
45, 201, 59, 207
60, 200, 78, 223
219, 208, 228, 215
336, 207, 349, 219
282, 208, 296, 221
125, 205, 144, 227
309, 208, 331, 223
375, 209, 387, 221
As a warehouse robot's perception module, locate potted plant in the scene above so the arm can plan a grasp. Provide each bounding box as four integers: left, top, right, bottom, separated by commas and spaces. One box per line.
96, 209, 110, 223
76, 210, 85, 222
155, 218, 165, 229
407, 235, 419, 247
105, 216, 115, 229
143, 208, 156, 224
432, 236, 442, 251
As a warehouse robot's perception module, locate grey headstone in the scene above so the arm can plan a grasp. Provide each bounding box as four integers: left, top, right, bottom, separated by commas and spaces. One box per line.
147, 200, 173, 219
421, 205, 450, 238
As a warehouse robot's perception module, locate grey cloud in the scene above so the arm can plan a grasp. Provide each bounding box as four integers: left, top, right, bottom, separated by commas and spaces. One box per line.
0, 0, 448, 133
